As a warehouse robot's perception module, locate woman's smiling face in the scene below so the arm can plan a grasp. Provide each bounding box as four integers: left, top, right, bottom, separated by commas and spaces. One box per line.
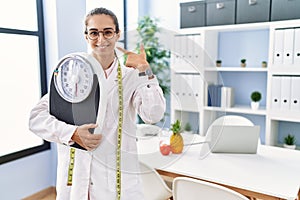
85, 14, 120, 57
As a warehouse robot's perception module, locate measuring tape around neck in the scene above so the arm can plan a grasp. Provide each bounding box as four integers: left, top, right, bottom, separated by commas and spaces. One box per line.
66, 60, 123, 200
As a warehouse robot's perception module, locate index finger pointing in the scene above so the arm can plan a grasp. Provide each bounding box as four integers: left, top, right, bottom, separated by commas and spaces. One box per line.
140, 43, 145, 52
139, 43, 146, 57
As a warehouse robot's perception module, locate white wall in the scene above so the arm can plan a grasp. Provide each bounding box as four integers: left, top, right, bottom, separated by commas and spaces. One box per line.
55, 1, 87, 58
139, 0, 181, 31
0, 1, 178, 198
0, 151, 54, 199
43, 0, 87, 189
0, 1, 87, 199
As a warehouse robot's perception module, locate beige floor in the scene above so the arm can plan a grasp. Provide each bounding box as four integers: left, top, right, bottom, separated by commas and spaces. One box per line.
39, 192, 56, 200
23, 187, 56, 200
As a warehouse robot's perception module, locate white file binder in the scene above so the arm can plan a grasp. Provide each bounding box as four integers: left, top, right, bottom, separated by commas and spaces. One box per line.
173, 35, 182, 71
187, 74, 198, 110
271, 76, 281, 110
171, 35, 180, 71
184, 74, 193, 98
193, 34, 202, 68
187, 34, 195, 66
273, 29, 284, 65
171, 73, 182, 110
192, 74, 202, 102
290, 76, 300, 111
179, 74, 188, 110
294, 28, 300, 65
221, 87, 234, 108
283, 29, 295, 65
184, 35, 194, 72
171, 35, 177, 68
280, 76, 292, 110
180, 35, 187, 66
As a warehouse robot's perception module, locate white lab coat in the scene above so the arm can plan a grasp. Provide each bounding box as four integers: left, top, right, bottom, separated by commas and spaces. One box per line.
29, 60, 166, 200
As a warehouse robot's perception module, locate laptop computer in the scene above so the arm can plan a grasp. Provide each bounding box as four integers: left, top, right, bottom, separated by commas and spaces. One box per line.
208, 125, 260, 154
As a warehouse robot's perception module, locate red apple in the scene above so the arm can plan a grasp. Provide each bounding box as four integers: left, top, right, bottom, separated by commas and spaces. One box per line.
160, 144, 171, 156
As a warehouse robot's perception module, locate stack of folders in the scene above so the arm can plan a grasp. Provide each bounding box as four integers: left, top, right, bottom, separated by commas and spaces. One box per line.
172, 33, 202, 72
271, 75, 300, 111
273, 28, 300, 65
172, 73, 202, 111
221, 87, 235, 108
207, 85, 235, 108
207, 84, 222, 107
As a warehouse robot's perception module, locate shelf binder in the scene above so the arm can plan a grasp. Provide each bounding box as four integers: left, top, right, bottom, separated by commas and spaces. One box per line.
294, 28, 300, 65
283, 29, 295, 65
221, 87, 234, 108
193, 34, 202, 68
271, 76, 281, 110
208, 84, 222, 107
273, 29, 284, 65
290, 76, 300, 111
187, 35, 195, 66
180, 35, 187, 66
173, 73, 201, 111
184, 74, 193, 100
172, 35, 182, 71
171, 73, 182, 109
280, 76, 291, 110
192, 74, 202, 101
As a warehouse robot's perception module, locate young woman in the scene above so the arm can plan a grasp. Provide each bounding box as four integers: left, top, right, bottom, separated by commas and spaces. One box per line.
29, 7, 165, 200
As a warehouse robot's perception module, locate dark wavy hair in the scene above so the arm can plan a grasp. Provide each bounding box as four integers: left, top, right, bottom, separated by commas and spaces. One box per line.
84, 7, 120, 34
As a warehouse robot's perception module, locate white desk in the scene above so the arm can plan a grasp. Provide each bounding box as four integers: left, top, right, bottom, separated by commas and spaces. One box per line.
137, 133, 300, 200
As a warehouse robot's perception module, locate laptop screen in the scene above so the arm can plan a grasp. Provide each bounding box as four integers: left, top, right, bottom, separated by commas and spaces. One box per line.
209, 125, 260, 154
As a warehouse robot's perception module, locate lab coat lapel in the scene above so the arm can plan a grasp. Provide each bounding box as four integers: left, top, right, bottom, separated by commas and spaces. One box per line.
105, 59, 119, 93
106, 68, 118, 94
106, 62, 129, 94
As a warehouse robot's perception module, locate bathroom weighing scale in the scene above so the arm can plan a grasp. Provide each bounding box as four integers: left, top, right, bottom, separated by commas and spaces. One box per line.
49, 52, 107, 150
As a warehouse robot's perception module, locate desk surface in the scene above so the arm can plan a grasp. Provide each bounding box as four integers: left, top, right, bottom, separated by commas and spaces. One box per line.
137, 133, 300, 200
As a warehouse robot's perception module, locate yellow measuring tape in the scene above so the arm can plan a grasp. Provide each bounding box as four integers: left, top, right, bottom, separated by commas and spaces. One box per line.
66, 60, 124, 200
67, 147, 75, 186
116, 61, 123, 200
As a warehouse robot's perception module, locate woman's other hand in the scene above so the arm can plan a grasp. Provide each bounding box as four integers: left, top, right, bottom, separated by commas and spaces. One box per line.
71, 124, 102, 151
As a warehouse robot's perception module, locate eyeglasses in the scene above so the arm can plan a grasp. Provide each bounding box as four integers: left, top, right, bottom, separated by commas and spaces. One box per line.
86, 28, 116, 40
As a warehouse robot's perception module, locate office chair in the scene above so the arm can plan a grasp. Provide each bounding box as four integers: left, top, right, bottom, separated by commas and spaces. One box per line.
172, 177, 249, 200
139, 161, 172, 200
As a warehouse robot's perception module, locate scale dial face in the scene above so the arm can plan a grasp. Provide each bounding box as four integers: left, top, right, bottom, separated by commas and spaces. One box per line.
54, 55, 94, 103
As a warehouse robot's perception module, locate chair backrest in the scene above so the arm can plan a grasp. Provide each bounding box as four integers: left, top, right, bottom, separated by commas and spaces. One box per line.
172, 177, 249, 200
139, 161, 172, 200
